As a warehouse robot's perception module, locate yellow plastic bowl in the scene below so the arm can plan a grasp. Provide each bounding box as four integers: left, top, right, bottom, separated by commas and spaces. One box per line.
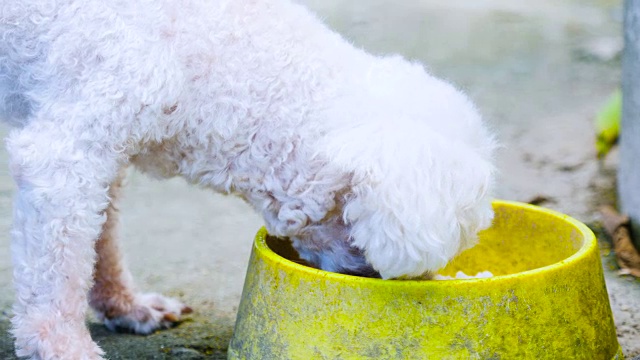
229, 200, 622, 359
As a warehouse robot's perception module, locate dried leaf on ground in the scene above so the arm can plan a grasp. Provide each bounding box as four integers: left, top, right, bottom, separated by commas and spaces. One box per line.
600, 206, 640, 278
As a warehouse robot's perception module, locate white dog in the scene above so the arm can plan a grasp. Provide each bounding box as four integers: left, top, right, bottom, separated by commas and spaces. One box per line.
0, 0, 496, 358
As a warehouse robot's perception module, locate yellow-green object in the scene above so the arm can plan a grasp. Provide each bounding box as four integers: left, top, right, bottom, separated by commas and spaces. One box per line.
596, 89, 622, 159
229, 200, 622, 359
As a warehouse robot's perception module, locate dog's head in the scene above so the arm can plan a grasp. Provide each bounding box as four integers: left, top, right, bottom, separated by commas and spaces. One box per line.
256, 55, 495, 280
308, 55, 497, 279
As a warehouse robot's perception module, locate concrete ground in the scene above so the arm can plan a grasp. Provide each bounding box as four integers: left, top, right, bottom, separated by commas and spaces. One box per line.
1, 0, 638, 358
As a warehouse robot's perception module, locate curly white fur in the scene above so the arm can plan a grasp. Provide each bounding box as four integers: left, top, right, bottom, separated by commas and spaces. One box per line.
1, 0, 496, 358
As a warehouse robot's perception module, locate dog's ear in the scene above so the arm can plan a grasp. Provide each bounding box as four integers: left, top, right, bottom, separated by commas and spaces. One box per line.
319, 58, 496, 279
341, 135, 495, 279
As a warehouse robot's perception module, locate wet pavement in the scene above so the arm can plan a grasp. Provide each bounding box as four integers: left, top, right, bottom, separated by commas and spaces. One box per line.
1, 0, 638, 358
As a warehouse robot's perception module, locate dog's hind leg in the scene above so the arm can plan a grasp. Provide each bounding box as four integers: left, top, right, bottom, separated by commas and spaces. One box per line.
89, 168, 192, 334
7, 120, 124, 359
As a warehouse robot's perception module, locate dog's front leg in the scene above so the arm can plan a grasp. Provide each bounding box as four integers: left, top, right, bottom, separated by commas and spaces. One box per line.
89, 168, 192, 334
7, 123, 122, 360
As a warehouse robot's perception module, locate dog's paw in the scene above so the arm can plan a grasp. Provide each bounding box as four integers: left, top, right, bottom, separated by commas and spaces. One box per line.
102, 293, 192, 334
13, 320, 105, 360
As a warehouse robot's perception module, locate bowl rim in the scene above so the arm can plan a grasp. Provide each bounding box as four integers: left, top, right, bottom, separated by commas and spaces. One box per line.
253, 199, 597, 286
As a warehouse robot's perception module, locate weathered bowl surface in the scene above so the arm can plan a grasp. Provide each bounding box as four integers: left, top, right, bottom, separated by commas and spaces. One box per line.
228, 200, 622, 359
